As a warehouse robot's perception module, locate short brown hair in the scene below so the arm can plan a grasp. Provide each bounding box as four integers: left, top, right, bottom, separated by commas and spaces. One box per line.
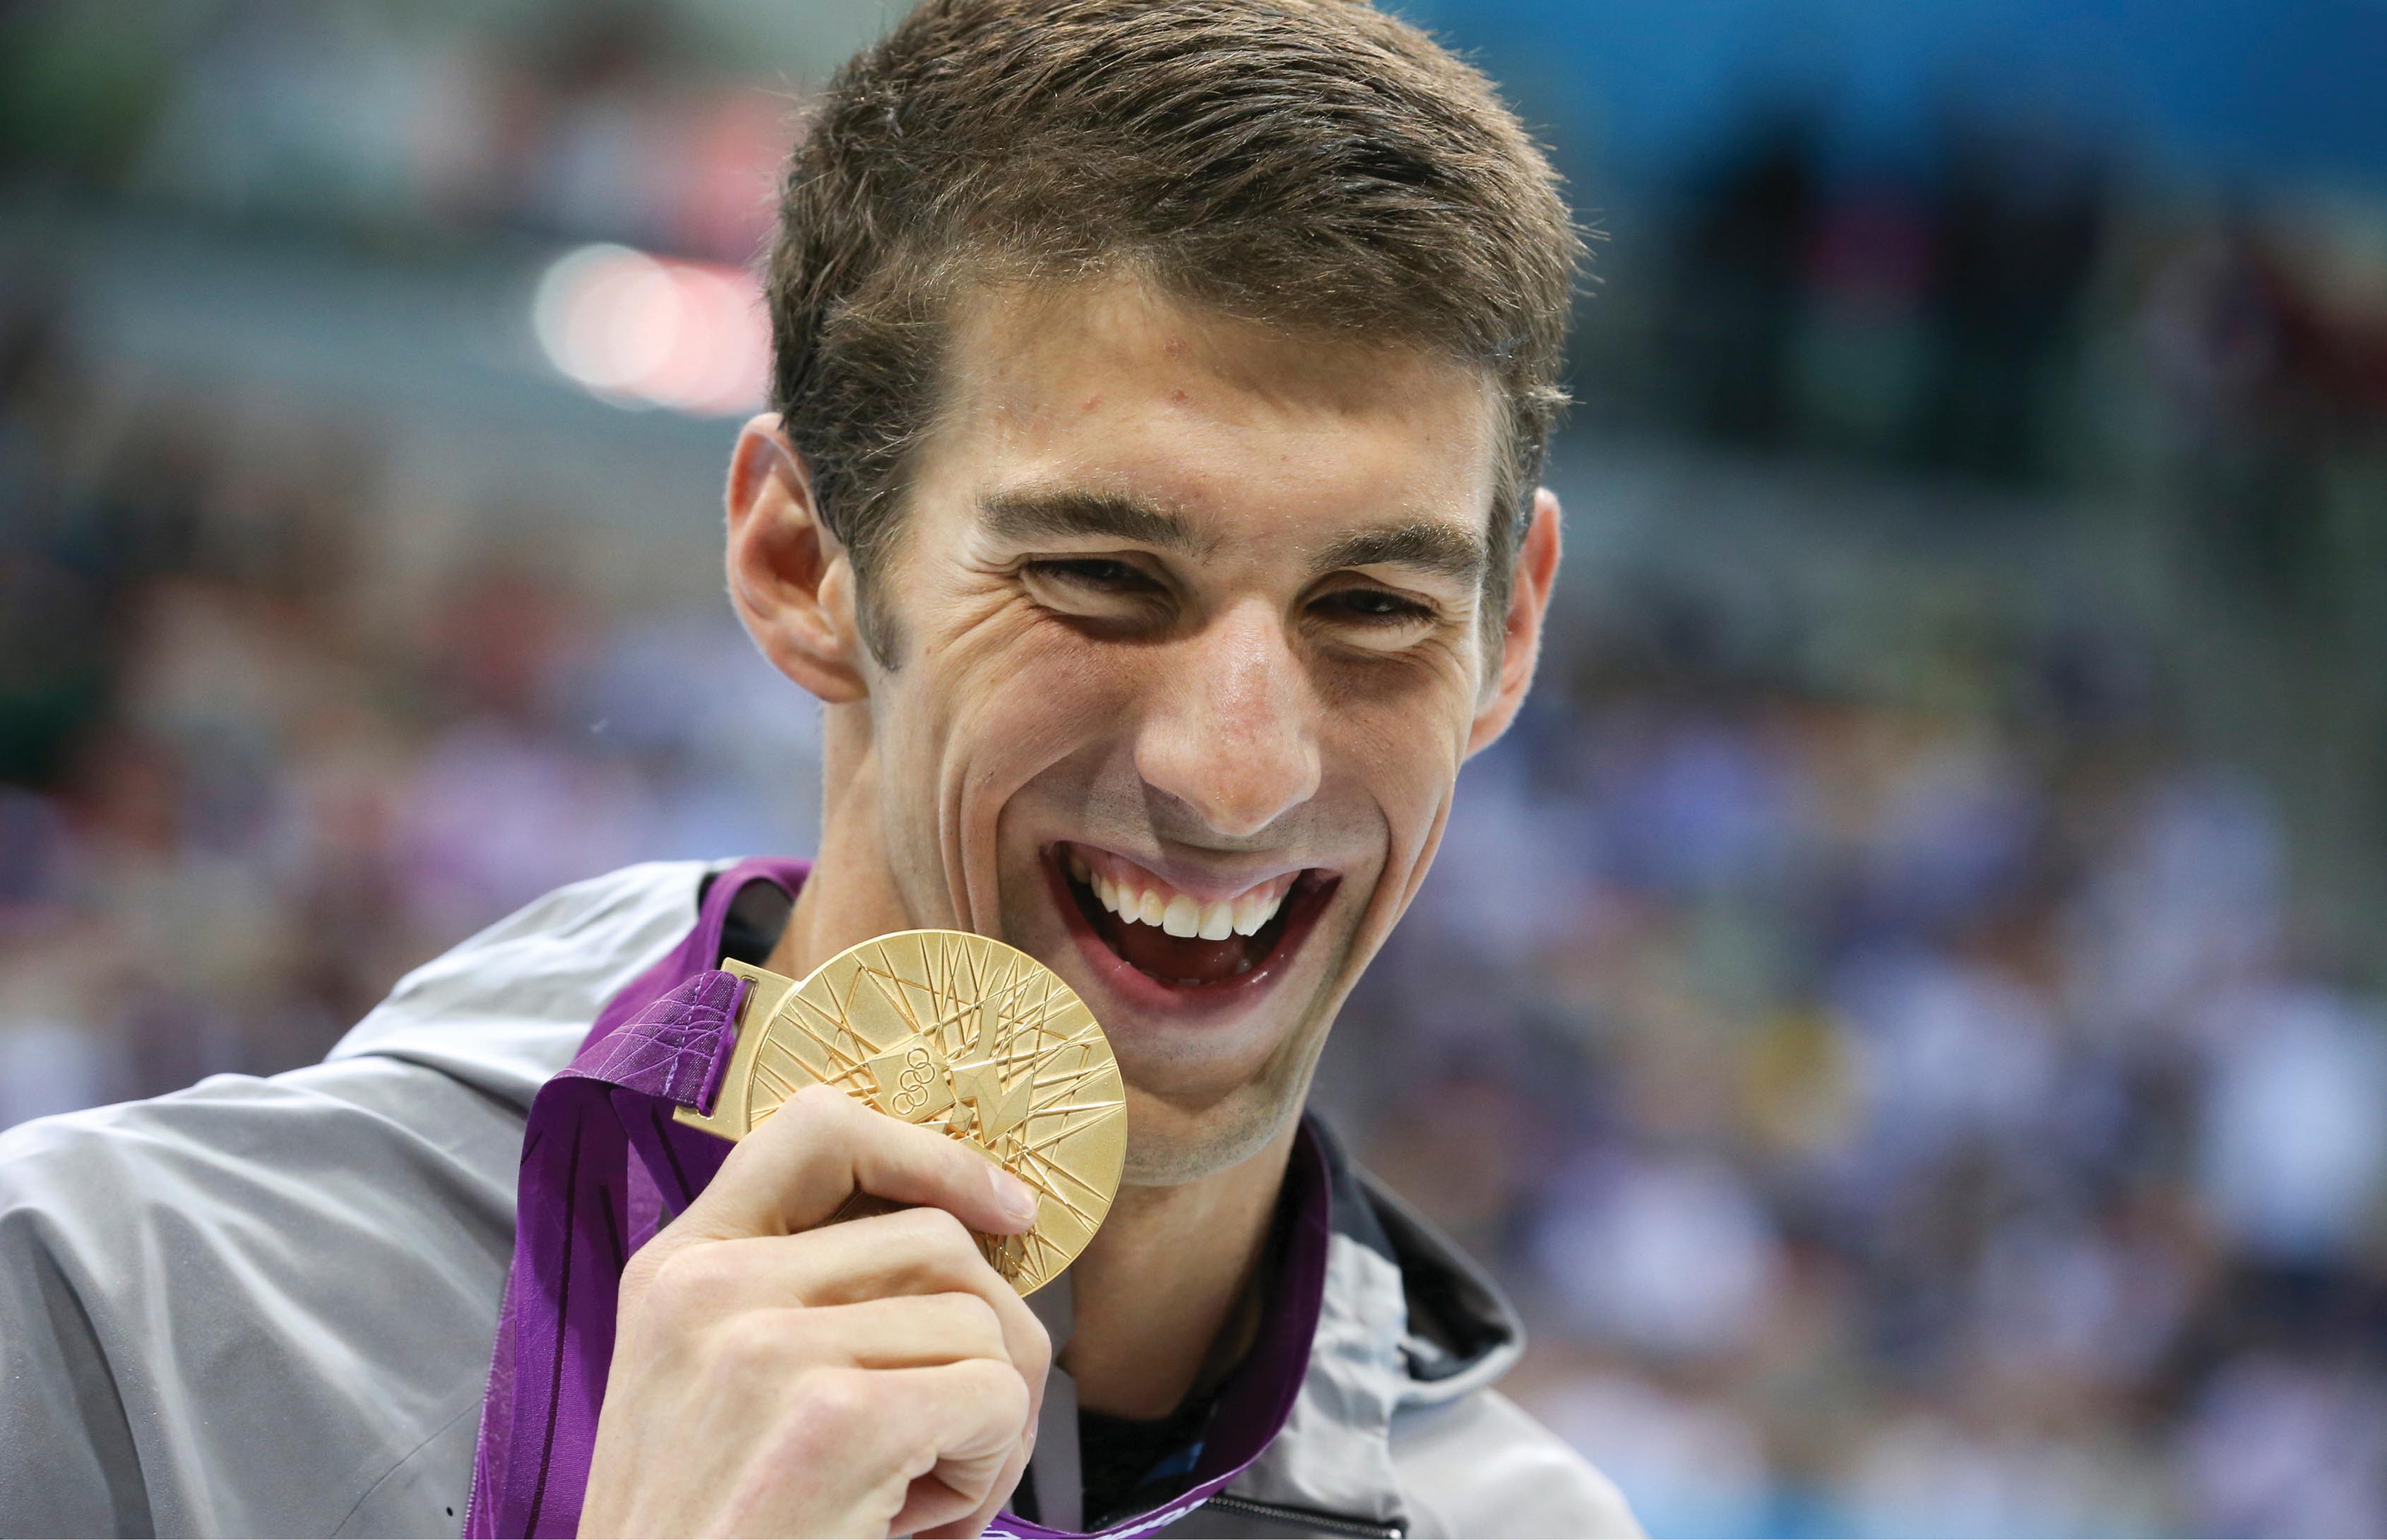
766, 0, 1581, 661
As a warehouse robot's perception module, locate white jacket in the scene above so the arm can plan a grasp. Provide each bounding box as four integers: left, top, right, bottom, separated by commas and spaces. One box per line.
0, 861, 1639, 1538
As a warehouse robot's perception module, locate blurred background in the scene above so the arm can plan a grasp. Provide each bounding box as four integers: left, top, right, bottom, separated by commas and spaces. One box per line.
3, 1, 2384, 1533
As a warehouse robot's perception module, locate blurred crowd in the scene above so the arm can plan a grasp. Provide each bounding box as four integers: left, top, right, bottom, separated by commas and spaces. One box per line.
2, 3, 795, 259
6, 3, 2387, 1536
1342, 598, 2386, 1536
1629, 110, 2387, 610
1335, 120, 2387, 1534
0, 308, 822, 1126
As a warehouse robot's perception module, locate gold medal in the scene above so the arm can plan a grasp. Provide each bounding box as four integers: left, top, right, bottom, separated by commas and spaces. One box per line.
674, 930, 1126, 1295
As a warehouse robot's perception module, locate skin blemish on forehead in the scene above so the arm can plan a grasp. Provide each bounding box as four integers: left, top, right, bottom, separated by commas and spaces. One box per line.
1170, 389, 1189, 406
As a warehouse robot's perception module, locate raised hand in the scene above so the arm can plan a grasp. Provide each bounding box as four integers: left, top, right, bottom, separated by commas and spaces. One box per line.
580, 1086, 1050, 1538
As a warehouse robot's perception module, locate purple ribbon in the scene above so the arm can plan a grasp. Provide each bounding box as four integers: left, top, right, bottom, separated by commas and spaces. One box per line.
465, 857, 1328, 1539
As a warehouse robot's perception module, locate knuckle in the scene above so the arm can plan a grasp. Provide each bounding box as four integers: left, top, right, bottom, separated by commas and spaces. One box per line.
617, 1241, 671, 1304
777, 1366, 874, 1457
938, 1289, 1005, 1348
788, 1082, 852, 1118
775, 1084, 857, 1141
893, 1202, 977, 1255
633, 1244, 721, 1321
746, 1313, 823, 1375
1016, 1304, 1054, 1375
972, 1359, 1032, 1428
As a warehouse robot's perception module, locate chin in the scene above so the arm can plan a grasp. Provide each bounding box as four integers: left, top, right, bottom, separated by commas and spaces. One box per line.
1114, 1059, 1317, 1186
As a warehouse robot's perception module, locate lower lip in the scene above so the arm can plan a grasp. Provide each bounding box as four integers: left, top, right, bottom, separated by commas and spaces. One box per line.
1040, 850, 1337, 1020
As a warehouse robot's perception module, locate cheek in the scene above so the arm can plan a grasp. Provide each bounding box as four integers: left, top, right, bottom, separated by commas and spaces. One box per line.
916, 602, 1152, 786
1321, 663, 1475, 832
1327, 692, 1472, 941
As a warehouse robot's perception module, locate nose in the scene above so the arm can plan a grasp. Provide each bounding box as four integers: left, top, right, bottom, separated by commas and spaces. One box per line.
1133, 599, 1322, 839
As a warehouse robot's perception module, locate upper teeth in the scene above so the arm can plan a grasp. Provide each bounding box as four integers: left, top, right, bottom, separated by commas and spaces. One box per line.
1069, 847, 1292, 939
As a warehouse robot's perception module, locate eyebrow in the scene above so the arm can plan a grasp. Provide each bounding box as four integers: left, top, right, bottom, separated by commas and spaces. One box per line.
1309, 521, 1489, 586
980, 489, 1489, 585
979, 489, 1212, 556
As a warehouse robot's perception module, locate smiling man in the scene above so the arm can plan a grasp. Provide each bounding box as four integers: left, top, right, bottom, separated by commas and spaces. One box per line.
0, 2, 1639, 1537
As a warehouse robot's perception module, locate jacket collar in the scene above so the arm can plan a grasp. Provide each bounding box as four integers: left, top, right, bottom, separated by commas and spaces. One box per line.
1225, 1126, 1526, 1530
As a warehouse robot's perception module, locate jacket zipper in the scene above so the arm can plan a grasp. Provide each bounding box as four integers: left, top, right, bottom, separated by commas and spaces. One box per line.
1198, 1493, 1406, 1537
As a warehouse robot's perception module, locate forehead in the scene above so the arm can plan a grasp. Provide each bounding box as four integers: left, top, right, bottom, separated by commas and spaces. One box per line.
915, 275, 1503, 544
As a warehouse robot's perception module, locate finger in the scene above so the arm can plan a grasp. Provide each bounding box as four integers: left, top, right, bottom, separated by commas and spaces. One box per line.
857, 1361, 1034, 1538
782, 1212, 1054, 1413
912, 1437, 1032, 1540
640, 1208, 1052, 1399
681, 1085, 1039, 1242
741, 1361, 1030, 1538
901, 1438, 1032, 1540
758, 1293, 1010, 1371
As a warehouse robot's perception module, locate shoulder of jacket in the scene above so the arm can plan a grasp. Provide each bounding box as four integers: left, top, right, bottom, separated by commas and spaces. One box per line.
343, 859, 712, 1035
1390, 1386, 1643, 1539
0, 1049, 518, 1263
0, 1053, 520, 1535
1, 859, 715, 1266
323, 858, 718, 1105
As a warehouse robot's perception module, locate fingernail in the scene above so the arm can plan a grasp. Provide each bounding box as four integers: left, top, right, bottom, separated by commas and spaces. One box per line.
989, 1166, 1038, 1227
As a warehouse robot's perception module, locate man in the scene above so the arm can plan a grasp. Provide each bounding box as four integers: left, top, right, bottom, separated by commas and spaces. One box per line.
0, 1, 1639, 1535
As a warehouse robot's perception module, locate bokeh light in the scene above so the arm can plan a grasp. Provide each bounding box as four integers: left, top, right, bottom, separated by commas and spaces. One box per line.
532, 241, 768, 415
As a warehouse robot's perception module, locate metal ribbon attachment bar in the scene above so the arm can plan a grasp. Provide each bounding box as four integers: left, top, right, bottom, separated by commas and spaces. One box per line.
674, 929, 1126, 1295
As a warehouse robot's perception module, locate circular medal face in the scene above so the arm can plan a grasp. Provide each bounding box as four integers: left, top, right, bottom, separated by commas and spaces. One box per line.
722, 930, 1124, 1295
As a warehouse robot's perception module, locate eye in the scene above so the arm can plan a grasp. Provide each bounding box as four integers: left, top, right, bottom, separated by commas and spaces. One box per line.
1023, 557, 1155, 592
1313, 587, 1434, 626
1018, 557, 1174, 629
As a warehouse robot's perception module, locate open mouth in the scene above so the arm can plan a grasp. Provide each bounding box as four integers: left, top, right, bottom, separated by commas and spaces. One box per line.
1042, 841, 1336, 996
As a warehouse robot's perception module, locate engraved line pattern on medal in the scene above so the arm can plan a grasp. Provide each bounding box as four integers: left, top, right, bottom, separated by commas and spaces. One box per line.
945, 936, 1120, 1284
739, 932, 1124, 1291
852, 938, 1041, 1062
855, 941, 1050, 1065
1000, 1029, 1122, 1272
1010, 1087, 1123, 1226
753, 965, 879, 1120
757, 946, 952, 1126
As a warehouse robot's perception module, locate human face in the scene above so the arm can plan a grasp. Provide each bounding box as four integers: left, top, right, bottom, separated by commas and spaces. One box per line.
854, 276, 1536, 1183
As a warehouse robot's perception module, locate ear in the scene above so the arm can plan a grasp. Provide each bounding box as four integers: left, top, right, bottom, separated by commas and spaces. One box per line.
725, 414, 869, 705
1465, 487, 1562, 757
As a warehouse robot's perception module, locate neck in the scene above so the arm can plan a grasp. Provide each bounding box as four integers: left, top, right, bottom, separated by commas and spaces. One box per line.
773, 729, 917, 965
1063, 1116, 1296, 1418
768, 724, 1299, 1420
